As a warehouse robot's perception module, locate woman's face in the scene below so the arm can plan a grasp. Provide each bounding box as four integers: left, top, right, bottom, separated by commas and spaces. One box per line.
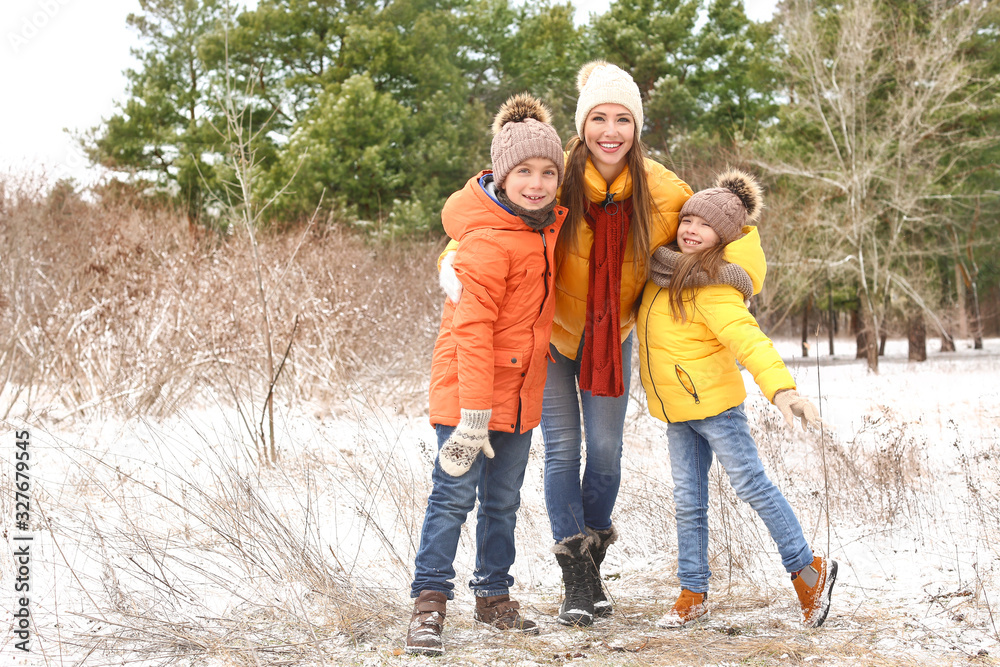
583, 103, 635, 183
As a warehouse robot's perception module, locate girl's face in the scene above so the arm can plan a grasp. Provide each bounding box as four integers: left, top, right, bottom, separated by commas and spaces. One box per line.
677, 214, 721, 254
502, 157, 560, 210
583, 103, 635, 183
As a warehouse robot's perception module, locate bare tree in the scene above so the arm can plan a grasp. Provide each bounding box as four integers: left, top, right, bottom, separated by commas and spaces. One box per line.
759, 0, 995, 371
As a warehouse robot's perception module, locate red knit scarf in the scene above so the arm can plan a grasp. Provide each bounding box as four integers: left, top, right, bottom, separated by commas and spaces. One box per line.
578, 197, 632, 397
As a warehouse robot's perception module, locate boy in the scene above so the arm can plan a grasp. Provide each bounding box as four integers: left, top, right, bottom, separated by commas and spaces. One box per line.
406, 94, 567, 655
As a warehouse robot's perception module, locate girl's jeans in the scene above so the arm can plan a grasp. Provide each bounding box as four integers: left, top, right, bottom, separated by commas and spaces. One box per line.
666, 403, 814, 593
541, 333, 632, 542
410, 422, 532, 599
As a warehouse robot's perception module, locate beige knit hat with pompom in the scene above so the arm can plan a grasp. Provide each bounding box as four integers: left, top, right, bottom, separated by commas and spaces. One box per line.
679, 169, 764, 244
490, 93, 564, 187
574, 60, 644, 140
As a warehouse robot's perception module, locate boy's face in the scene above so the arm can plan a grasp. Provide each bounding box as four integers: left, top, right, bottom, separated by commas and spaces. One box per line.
678, 214, 721, 254
502, 157, 559, 210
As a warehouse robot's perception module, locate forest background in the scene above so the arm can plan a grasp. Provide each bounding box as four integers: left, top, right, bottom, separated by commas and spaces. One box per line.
62, 0, 1000, 374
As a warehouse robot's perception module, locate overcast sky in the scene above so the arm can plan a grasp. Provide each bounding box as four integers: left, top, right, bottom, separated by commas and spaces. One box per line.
1, 0, 777, 187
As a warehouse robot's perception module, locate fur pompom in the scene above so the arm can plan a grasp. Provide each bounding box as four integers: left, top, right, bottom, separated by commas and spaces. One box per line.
576, 60, 609, 93
492, 93, 552, 135
715, 169, 764, 223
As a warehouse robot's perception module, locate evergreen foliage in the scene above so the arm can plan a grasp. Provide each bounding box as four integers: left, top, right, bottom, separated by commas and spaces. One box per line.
81, 0, 1000, 344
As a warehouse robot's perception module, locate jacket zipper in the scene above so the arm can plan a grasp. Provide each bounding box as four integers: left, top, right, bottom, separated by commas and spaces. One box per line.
538, 230, 550, 315
644, 287, 671, 422
674, 365, 700, 404
603, 189, 619, 215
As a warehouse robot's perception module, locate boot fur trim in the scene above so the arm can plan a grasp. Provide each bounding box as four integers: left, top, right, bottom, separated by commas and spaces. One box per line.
591, 524, 618, 548
551, 528, 598, 556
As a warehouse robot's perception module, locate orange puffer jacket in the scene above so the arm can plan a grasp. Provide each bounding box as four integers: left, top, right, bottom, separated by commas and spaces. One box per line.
429, 172, 567, 433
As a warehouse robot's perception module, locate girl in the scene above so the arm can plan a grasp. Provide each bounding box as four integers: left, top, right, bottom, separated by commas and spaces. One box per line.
441, 61, 768, 626
637, 170, 837, 629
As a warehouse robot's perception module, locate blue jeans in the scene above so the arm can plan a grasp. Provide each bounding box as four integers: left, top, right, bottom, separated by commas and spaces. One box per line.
541, 333, 632, 542
666, 404, 813, 593
410, 422, 533, 599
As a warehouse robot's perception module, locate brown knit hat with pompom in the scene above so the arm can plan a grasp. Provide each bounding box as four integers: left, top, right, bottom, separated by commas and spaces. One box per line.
679, 169, 764, 244
491, 93, 564, 187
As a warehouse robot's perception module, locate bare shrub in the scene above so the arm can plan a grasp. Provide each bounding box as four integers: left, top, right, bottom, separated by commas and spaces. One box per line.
0, 176, 444, 423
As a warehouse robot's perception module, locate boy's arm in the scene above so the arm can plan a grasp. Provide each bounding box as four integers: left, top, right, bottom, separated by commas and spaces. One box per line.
450, 231, 509, 413
438, 232, 509, 475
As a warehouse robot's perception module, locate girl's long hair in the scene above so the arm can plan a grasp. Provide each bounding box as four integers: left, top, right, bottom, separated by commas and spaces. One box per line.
557, 134, 658, 286
667, 243, 729, 324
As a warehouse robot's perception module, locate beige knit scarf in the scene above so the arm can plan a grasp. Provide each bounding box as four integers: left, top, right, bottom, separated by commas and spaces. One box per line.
649, 244, 754, 299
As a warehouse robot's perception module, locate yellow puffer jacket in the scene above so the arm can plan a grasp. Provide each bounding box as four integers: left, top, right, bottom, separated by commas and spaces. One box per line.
549, 157, 691, 358
637, 226, 795, 423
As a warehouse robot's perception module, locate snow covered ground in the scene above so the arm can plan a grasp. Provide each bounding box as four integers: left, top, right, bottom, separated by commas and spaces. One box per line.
3, 337, 999, 665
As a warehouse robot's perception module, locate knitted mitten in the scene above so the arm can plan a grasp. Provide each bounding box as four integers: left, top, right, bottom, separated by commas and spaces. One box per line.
439, 252, 463, 304
439, 409, 493, 476
774, 390, 821, 430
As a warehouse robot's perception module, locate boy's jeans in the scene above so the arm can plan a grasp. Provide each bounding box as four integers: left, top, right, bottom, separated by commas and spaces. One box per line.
541, 333, 632, 542
666, 404, 813, 593
410, 422, 532, 599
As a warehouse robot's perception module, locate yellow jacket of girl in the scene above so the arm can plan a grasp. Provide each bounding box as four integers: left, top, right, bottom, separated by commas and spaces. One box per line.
637, 226, 794, 423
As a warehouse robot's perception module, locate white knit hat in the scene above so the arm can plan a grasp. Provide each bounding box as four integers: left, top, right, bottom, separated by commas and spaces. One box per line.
574, 60, 644, 140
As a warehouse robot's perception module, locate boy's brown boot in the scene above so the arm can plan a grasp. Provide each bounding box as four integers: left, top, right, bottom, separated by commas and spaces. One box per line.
792, 556, 838, 628
656, 589, 709, 628
474, 594, 539, 634
405, 590, 447, 655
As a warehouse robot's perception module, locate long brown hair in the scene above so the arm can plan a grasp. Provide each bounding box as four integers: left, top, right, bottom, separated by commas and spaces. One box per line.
666, 243, 729, 324
556, 134, 658, 285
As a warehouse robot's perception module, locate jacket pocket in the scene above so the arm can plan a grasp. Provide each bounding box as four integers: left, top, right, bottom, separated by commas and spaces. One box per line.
674, 365, 700, 404
494, 348, 524, 368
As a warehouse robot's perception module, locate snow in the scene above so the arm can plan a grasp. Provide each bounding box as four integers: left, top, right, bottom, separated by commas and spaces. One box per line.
2, 337, 999, 665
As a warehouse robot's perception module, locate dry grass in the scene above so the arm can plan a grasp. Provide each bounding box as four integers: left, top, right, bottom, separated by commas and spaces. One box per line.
0, 174, 444, 425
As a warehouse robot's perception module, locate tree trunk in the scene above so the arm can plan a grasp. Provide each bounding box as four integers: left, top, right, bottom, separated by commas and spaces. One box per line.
827, 280, 835, 356
859, 306, 879, 372
879, 331, 887, 357
801, 296, 811, 357
866, 330, 879, 371
956, 262, 969, 338
971, 279, 984, 350
908, 314, 926, 362
941, 331, 956, 352
853, 306, 866, 360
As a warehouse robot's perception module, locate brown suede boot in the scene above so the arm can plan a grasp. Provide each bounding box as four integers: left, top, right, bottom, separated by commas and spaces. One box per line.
474, 594, 539, 634
405, 590, 447, 655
